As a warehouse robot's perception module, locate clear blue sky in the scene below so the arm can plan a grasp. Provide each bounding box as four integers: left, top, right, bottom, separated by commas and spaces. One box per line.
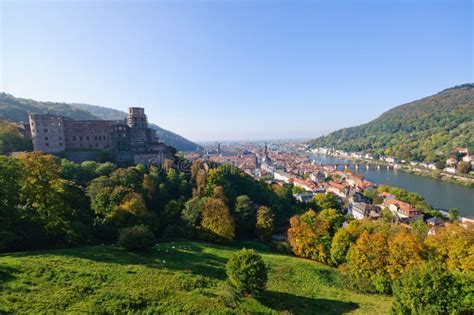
0, 0, 472, 141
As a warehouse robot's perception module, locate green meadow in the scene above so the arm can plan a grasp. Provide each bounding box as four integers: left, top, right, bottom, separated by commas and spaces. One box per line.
0, 241, 392, 314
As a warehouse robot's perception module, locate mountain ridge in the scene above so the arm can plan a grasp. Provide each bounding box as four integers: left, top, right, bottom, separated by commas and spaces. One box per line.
0, 93, 201, 151
309, 84, 474, 162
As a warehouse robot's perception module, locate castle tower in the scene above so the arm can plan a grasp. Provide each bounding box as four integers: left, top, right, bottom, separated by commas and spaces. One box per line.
29, 113, 66, 153
128, 107, 147, 128
128, 107, 148, 149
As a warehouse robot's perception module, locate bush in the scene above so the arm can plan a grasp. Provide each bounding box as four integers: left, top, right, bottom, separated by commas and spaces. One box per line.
392, 263, 471, 314
117, 225, 155, 251
225, 248, 267, 297
271, 241, 292, 254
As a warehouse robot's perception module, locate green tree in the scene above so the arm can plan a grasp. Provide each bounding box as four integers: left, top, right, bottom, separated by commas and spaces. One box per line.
255, 206, 274, 242
234, 195, 255, 239
448, 208, 459, 222
409, 219, 429, 241
226, 248, 267, 297
0, 122, 32, 154
118, 224, 155, 251
312, 193, 340, 210
0, 156, 23, 250
392, 263, 470, 314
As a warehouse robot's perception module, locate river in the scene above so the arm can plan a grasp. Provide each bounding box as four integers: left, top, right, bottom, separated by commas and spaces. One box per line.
310, 154, 474, 218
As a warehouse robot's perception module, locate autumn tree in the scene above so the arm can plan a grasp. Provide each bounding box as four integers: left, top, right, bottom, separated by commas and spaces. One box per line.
255, 206, 274, 242
386, 231, 425, 280
330, 220, 372, 266
200, 198, 235, 242
287, 210, 332, 264
425, 223, 474, 273
346, 231, 390, 293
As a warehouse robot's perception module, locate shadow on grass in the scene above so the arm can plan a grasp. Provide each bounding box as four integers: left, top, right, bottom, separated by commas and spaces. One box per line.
43, 243, 228, 280
259, 290, 359, 314
0, 265, 18, 285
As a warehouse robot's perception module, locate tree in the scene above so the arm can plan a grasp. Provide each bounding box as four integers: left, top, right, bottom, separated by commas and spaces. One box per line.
287, 210, 332, 264
18, 153, 92, 244
330, 220, 373, 266
200, 198, 235, 242
346, 231, 390, 293
425, 223, 474, 273
448, 208, 459, 222
386, 232, 425, 280
409, 219, 429, 241
318, 208, 344, 237
118, 224, 155, 251
312, 193, 340, 210
181, 197, 207, 232
225, 249, 267, 297
457, 161, 471, 174
95, 162, 117, 176
392, 263, 469, 314
234, 195, 255, 239
0, 122, 32, 154
380, 208, 395, 224
255, 206, 274, 242
0, 156, 23, 250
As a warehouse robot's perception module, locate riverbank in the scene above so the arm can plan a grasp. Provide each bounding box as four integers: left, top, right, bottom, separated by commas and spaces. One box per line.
308, 153, 474, 218
310, 152, 474, 188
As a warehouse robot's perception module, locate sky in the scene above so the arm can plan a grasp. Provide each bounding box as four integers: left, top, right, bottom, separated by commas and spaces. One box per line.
0, 0, 472, 142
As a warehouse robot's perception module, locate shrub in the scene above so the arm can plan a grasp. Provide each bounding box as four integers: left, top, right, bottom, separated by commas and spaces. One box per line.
225, 248, 267, 297
117, 225, 155, 251
392, 263, 470, 314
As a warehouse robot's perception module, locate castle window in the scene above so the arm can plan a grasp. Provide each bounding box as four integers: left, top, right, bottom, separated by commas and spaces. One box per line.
79, 136, 83, 141
59, 137, 62, 140
94, 136, 98, 141
86, 136, 90, 141
73, 136, 76, 141
44, 137, 48, 140
45, 143, 49, 146
44, 128, 48, 133
59, 143, 63, 146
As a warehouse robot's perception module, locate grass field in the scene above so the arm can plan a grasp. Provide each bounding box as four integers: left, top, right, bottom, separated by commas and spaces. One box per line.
0, 241, 392, 314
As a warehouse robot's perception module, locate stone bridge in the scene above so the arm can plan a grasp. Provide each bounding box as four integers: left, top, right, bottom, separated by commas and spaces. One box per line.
318, 163, 395, 171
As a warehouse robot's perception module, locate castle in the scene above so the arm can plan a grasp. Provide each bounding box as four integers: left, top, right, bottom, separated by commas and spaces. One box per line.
29, 107, 174, 165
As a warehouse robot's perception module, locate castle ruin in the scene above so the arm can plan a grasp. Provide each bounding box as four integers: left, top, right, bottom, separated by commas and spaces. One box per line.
29, 107, 174, 165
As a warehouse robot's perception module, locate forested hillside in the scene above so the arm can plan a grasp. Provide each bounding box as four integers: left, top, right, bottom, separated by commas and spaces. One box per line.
0, 93, 200, 151
309, 84, 474, 162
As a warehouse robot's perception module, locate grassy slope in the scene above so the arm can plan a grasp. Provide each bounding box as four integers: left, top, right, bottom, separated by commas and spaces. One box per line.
0, 241, 392, 314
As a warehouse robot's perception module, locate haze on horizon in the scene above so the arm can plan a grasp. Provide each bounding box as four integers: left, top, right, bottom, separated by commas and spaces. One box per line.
0, 0, 472, 142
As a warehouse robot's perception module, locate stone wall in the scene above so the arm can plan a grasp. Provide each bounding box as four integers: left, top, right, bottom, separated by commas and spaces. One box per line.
29, 114, 66, 153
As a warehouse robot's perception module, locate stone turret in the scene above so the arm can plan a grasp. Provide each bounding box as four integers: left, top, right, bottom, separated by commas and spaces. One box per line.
128, 107, 147, 129
128, 107, 148, 149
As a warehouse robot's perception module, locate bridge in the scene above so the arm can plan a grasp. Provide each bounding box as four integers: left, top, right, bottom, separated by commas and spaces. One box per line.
316, 163, 396, 171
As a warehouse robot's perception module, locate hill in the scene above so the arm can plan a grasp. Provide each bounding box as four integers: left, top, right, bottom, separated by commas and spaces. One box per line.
309, 84, 474, 163
0, 241, 392, 314
0, 93, 201, 151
